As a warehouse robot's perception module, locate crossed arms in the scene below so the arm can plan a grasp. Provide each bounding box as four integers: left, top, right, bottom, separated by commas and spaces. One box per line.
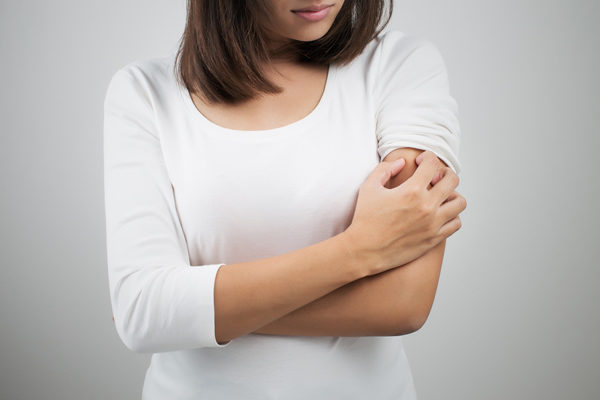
109, 148, 450, 337
252, 147, 449, 337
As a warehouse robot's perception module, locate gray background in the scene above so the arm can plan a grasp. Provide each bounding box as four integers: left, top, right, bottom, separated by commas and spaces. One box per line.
1, 0, 598, 399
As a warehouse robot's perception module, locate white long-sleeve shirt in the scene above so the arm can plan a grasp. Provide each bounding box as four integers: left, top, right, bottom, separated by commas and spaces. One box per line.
103, 29, 461, 400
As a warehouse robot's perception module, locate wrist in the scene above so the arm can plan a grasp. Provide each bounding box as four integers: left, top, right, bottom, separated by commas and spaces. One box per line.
336, 228, 380, 279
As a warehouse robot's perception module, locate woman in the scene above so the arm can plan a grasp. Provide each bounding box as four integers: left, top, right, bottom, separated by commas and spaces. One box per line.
103, 0, 466, 398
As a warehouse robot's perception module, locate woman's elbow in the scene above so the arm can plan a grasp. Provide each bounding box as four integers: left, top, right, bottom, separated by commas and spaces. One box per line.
394, 298, 435, 335
109, 269, 167, 353
409, 307, 433, 333
113, 308, 155, 353
111, 283, 160, 353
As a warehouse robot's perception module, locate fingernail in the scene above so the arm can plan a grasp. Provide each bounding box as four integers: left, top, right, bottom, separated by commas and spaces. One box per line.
416, 153, 424, 163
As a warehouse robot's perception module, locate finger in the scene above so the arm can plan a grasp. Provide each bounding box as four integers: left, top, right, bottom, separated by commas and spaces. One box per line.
416, 151, 444, 167
416, 151, 446, 186
430, 168, 460, 205
438, 192, 467, 222
409, 151, 441, 188
366, 158, 406, 189
438, 215, 462, 239
441, 190, 458, 205
431, 170, 443, 186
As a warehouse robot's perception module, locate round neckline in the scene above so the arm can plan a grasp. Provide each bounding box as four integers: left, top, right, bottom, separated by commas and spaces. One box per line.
180, 63, 337, 137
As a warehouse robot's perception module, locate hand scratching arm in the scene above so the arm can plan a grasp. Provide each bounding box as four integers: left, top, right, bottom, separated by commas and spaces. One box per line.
253, 148, 448, 337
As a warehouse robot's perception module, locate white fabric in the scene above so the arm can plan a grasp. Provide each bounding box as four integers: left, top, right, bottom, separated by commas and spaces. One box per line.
103, 29, 460, 400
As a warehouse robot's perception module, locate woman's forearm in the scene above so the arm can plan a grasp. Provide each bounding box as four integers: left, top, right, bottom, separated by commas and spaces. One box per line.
252, 238, 445, 337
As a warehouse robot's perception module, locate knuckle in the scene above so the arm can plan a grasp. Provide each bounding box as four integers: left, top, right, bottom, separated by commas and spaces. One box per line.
422, 232, 436, 248
419, 200, 435, 216
404, 184, 420, 199
426, 200, 437, 214
421, 150, 435, 164
426, 236, 437, 248
448, 171, 459, 187
459, 195, 467, 211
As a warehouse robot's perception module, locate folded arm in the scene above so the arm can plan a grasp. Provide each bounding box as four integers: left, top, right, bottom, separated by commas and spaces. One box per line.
253, 147, 448, 337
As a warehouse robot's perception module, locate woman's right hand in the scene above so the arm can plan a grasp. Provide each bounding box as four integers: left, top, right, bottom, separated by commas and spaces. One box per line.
343, 150, 466, 276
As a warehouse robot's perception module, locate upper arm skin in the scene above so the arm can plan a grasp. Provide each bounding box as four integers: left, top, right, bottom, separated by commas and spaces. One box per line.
381, 147, 448, 331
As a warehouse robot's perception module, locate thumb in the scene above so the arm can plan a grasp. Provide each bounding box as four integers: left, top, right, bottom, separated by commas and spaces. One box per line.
367, 158, 406, 188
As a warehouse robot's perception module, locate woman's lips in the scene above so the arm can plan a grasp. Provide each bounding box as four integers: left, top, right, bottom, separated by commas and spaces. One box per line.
292, 5, 332, 22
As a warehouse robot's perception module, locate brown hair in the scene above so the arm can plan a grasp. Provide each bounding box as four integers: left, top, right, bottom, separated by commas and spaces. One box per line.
173, 0, 392, 105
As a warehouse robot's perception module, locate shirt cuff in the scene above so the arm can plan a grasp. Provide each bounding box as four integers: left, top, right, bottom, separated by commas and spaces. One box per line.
378, 139, 461, 175
190, 263, 233, 348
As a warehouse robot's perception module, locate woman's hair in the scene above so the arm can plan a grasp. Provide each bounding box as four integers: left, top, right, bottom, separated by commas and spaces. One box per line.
173, 0, 392, 105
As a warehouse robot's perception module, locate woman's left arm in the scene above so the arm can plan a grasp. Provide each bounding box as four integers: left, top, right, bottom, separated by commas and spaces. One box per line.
253, 147, 451, 337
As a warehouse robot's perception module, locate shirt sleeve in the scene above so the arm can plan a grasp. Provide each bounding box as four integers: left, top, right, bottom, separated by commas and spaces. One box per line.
103, 65, 232, 353
374, 32, 462, 174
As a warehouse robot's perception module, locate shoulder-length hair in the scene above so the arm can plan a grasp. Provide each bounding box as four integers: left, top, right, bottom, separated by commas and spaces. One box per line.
174, 0, 392, 105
